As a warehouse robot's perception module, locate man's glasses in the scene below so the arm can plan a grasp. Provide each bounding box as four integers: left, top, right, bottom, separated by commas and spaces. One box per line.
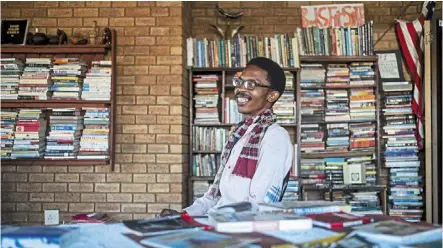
232, 77, 271, 90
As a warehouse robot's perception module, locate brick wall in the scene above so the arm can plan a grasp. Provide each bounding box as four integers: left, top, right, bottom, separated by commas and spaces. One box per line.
1, 1, 190, 224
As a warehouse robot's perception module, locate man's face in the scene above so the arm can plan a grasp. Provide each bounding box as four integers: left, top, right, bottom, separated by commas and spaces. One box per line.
234, 65, 278, 117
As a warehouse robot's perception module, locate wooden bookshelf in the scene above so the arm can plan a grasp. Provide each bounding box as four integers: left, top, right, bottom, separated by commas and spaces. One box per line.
0, 30, 117, 169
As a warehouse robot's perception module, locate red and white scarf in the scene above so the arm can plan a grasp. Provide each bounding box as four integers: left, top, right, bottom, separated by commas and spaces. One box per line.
209, 108, 276, 198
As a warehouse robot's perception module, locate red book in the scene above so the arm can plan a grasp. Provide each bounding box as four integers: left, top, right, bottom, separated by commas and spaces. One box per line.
305, 211, 373, 230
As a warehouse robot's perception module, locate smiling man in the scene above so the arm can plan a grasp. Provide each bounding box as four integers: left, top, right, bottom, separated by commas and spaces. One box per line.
161, 57, 293, 217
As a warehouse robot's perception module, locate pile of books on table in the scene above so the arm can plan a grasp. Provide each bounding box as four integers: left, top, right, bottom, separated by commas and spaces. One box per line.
2, 200, 441, 248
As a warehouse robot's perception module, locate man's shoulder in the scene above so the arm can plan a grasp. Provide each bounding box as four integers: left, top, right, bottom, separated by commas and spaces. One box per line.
264, 123, 291, 142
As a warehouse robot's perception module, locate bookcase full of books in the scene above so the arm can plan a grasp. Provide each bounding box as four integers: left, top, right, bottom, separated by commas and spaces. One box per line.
187, 25, 396, 216
1, 30, 116, 168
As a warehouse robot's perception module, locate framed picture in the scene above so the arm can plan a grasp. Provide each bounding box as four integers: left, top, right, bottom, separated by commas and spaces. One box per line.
1, 19, 29, 45
374, 50, 405, 82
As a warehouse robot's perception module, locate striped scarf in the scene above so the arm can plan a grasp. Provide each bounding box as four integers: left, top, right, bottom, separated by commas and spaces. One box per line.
209, 108, 276, 198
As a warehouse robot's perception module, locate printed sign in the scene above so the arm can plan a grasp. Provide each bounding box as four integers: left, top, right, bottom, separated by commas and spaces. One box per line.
301, 4, 365, 28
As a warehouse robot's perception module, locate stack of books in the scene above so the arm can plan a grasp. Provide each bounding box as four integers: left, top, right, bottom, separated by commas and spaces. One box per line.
82, 60, 112, 100
193, 74, 220, 124
281, 179, 299, 201
326, 123, 349, 152
350, 62, 376, 87
275, 72, 296, 124
349, 122, 376, 152
325, 89, 349, 122
18, 58, 51, 100
326, 64, 349, 87
300, 124, 325, 153
1, 109, 18, 159
192, 127, 227, 152
345, 191, 383, 215
300, 159, 325, 185
51, 58, 87, 100
0, 58, 23, 100
350, 88, 376, 121
44, 108, 83, 159
300, 64, 325, 88
300, 90, 325, 123
192, 154, 218, 177
12, 109, 47, 159
325, 157, 345, 185
381, 82, 422, 222
77, 108, 109, 160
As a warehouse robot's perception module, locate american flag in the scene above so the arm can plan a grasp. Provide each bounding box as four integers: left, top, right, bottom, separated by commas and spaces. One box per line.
395, 1, 436, 150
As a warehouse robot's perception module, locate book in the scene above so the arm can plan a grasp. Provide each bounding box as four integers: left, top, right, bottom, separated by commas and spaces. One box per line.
351, 220, 443, 244
258, 200, 351, 215
208, 211, 312, 233
305, 211, 373, 229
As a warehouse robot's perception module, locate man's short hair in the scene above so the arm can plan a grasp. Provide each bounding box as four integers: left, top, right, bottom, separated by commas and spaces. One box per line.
246, 57, 286, 96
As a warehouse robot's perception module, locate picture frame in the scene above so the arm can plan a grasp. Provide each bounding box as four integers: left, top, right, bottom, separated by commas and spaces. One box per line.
374, 50, 405, 82
1, 19, 29, 45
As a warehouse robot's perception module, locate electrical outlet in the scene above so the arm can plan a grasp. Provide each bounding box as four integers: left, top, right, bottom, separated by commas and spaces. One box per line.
44, 209, 59, 225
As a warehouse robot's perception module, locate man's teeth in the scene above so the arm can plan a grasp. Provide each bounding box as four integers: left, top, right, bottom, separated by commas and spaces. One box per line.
237, 97, 249, 103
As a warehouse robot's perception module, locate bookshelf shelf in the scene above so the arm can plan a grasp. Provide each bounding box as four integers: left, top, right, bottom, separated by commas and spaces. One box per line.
188, 67, 299, 72
1, 159, 109, 166
300, 85, 376, 90
301, 120, 377, 125
193, 123, 233, 127
301, 150, 375, 158
1, 44, 111, 54
1, 30, 117, 169
190, 176, 215, 181
302, 184, 386, 191
1, 100, 111, 108
193, 151, 222, 154
300, 56, 378, 62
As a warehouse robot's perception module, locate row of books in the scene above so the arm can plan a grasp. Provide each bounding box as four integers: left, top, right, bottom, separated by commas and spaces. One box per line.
0, 108, 110, 160
0, 58, 111, 101
300, 122, 376, 153
381, 81, 423, 222
299, 156, 376, 186
186, 21, 375, 68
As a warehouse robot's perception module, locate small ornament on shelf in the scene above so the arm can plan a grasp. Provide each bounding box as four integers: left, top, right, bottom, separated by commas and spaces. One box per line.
209, 4, 244, 39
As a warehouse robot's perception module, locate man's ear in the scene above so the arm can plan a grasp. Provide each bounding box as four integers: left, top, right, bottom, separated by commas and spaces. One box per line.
267, 91, 280, 103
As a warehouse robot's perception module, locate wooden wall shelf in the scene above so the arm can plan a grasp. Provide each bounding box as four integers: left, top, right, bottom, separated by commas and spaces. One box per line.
1, 44, 111, 54
1, 159, 109, 166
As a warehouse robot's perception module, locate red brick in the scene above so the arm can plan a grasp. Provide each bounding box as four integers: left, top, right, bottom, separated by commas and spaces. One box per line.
150, 27, 170, 36
149, 65, 170, 75
150, 46, 170, 55
133, 154, 156, 163
147, 144, 169, 153
81, 193, 106, 202
42, 183, 67, 192
2, 183, 16, 192
34, 1, 58, 7
156, 134, 182, 144
95, 203, 120, 212
133, 193, 155, 202
42, 166, 67, 173
115, 154, 133, 163
135, 17, 156, 26
2, 165, 16, 172
74, 8, 100, 18
86, 1, 110, 7
157, 1, 181, 7
133, 116, 157, 126
80, 174, 106, 183
32, 18, 57, 27
148, 184, 170, 193
151, 7, 169, 17
3, 173, 27, 182
147, 203, 169, 213
95, 183, 120, 192
118, 36, 135, 46
136, 96, 156, 105
122, 105, 147, 114
30, 193, 54, 202
170, 164, 183, 173
135, 56, 156, 65
170, 46, 182, 56
60, 1, 85, 7
133, 174, 156, 183
22, 8, 47, 17
156, 17, 182, 26
157, 154, 184, 163
69, 203, 94, 212
58, 18, 83, 27
147, 163, 169, 173
125, 27, 150, 36
121, 144, 147, 153
123, 85, 150, 95
121, 183, 147, 193
7, 2, 34, 7
43, 203, 68, 212
169, 106, 184, 115
2, 193, 28, 202
125, 7, 151, 17
6, 213, 28, 222
169, 144, 185, 154
156, 36, 182, 46
156, 115, 183, 124
47, 8, 72, 17
122, 203, 146, 213
110, 17, 134, 26
135, 75, 157, 85
68, 183, 93, 192
150, 85, 171, 95
117, 96, 136, 105
68, 166, 93, 173
157, 193, 182, 203
116, 115, 136, 125
122, 124, 148, 134
107, 193, 132, 202
2, 203, 15, 211
95, 165, 113, 173
55, 174, 79, 182
17, 183, 42, 192
29, 173, 53, 182
112, 1, 137, 7
106, 173, 132, 183
55, 193, 80, 202
124, 46, 150, 56
148, 106, 169, 115
157, 75, 182, 85
170, 7, 182, 16
170, 125, 185, 134
116, 134, 135, 144
157, 174, 182, 183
